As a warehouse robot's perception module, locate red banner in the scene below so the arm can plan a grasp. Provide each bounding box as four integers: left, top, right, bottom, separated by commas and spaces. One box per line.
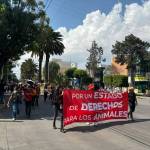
63, 89, 128, 126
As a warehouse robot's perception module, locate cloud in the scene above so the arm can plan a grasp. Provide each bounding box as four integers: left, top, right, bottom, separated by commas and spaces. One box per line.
13, 0, 150, 77
55, 1, 150, 68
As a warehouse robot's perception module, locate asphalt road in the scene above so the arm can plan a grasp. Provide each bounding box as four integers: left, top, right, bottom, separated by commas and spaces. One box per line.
0, 96, 150, 150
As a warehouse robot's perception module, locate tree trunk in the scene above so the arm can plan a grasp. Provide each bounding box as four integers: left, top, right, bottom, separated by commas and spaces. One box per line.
38, 52, 43, 82
45, 52, 50, 83
128, 67, 135, 87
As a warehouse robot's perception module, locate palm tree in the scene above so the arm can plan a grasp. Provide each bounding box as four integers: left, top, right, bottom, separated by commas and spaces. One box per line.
29, 1, 49, 82
31, 40, 44, 82
44, 27, 65, 83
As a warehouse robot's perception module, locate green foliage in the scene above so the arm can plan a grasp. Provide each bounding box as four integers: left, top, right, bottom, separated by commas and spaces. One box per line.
103, 76, 113, 86
0, 0, 39, 74
112, 34, 150, 86
46, 61, 60, 83
86, 41, 103, 77
82, 76, 93, 85
55, 73, 68, 86
74, 69, 91, 86
104, 75, 128, 87
65, 68, 92, 86
43, 27, 65, 83
1, 62, 18, 82
74, 69, 87, 79
112, 75, 128, 87
21, 59, 38, 80
65, 68, 77, 79
139, 51, 150, 74
28, 2, 49, 82
0, 0, 65, 82
112, 34, 150, 68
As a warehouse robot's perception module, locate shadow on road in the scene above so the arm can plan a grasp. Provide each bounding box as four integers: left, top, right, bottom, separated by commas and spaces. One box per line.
66, 119, 150, 133
0, 96, 55, 121
0, 120, 23, 122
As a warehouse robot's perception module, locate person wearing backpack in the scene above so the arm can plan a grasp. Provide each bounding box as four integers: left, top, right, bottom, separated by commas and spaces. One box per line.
7, 85, 20, 121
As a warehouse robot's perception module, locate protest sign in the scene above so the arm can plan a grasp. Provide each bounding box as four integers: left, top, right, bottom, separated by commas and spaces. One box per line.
63, 90, 128, 126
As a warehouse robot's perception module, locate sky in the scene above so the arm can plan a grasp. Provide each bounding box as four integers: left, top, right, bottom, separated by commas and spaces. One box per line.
13, 0, 150, 78
46, 0, 142, 29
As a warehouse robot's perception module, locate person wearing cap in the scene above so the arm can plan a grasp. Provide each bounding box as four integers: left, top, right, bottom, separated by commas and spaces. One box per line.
128, 87, 138, 121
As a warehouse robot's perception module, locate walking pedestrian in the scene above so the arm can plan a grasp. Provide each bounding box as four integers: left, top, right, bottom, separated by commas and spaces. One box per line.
0, 79, 5, 104
7, 86, 20, 120
44, 84, 48, 102
128, 87, 138, 121
35, 84, 40, 106
52, 86, 64, 132
48, 85, 54, 102
23, 84, 34, 118
31, 85, 36, 107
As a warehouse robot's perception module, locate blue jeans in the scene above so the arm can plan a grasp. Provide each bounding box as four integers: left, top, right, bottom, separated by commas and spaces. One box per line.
0, 94, 4, 103
11, 101, 19, 119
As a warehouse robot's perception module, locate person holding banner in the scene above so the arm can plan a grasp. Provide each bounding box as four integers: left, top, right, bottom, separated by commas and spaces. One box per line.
52, 86, 64, 133
128, 87, 137, 121
87, 83, 98, 126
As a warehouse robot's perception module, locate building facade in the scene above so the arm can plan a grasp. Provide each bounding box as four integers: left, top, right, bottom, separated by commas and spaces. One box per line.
51, 58, 77, 74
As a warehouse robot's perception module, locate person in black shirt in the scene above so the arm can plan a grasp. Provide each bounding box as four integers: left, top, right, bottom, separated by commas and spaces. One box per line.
128, 87, 138, 121
52, 86, 64, 132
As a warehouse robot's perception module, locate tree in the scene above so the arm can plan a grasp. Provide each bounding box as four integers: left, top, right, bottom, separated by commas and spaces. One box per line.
112, 75, 128, 88
65, 68, 77, 79
140, 51, 150, 75
104, 65, 115, 76
74, 69, 87, 79
1, 62, 18, 82
104, 75, 128, 88
29, 1, 49, 82
21, 59, 38, 81
112, 34, 150, 87
0, 0, 39, 78
55, 73, 66, 86
74, 69, 92, 87
65, 68, 92, 88
103, 76, 113, 87
44, 27, 65, 83
86, 41, 103, 78
45, 61, 60, 83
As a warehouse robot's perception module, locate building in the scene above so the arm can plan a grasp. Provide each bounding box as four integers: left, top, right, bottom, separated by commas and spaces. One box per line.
134, 65, 150, 94
111, 57, 150, 94
51, 58, 77, 74
111, 57, 128, 75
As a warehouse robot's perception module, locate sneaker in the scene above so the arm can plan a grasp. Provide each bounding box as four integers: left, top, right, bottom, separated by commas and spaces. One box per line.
53, 126, 57, 129
12, 118, 16, 121
60, 129, 65, 133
